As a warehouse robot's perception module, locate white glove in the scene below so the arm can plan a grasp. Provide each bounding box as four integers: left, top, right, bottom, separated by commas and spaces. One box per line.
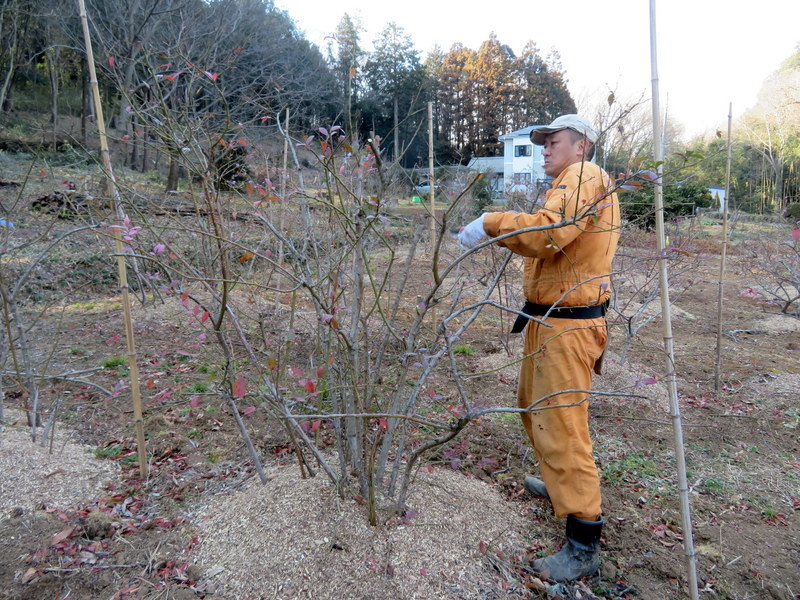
457, 214, 488, 249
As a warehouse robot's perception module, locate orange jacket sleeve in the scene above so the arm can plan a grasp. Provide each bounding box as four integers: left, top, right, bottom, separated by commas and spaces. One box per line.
482, 162, 613, 258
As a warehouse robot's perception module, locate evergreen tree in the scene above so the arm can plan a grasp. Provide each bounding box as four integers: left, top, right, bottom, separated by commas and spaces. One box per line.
331, 13, 365, 137
361, 22, 427, 165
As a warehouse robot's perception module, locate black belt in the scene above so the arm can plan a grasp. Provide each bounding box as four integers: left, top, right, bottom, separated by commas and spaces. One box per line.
510, 301, 607, 333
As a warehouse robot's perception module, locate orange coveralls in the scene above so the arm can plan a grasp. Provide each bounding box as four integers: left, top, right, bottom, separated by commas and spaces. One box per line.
483, 160, 620, 520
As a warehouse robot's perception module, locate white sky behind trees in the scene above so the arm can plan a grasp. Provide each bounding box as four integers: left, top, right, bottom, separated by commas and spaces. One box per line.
275, 0, 800, 140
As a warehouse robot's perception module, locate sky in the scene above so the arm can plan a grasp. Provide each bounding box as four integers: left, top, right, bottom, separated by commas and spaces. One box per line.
274, 0, 800, 140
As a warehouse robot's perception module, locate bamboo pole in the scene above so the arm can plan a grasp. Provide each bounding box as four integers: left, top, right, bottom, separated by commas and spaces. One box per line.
715, 104, 733, 393
428, 101, 435, 248
275, 107, 289, 311
649, 2, 699, 597
78, 0, 148, 477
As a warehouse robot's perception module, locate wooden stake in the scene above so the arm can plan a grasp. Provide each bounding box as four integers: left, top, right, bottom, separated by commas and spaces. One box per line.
715, 104, 733, 392
78, 0, 148, 478
649, 2, 699, 597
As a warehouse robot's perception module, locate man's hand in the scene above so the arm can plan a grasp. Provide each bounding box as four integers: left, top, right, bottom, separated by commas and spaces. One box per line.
457, 214, 488, 249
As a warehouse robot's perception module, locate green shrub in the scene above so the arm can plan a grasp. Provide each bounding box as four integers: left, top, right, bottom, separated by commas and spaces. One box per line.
620, 182, 715, 230
784, 203, 800, 220
471, 174, 494, 215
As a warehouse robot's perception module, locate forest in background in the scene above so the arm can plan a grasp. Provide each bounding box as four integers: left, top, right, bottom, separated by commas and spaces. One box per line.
0, 0, 799, 215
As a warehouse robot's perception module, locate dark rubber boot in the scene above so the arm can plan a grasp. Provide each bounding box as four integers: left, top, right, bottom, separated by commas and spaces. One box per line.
531, 515, 602, 582
523, 476, 550, 499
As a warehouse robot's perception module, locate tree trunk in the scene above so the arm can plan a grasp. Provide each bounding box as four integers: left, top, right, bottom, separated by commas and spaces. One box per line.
81, 59, 88, 145
129, 116, 139, 169
394, 95, 399, 161
47, 47, 59, 149
166, 151, 180, 191
141, 123, 149, 173
0, 6, 18, 113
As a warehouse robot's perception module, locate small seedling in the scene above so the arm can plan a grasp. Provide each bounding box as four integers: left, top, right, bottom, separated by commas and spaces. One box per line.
453, 344, 476, 356
102, 356, 128, 369
94, 445, 123, 459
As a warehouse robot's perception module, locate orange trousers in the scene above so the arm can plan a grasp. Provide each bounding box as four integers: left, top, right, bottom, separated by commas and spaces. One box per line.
518, 317, 607, 520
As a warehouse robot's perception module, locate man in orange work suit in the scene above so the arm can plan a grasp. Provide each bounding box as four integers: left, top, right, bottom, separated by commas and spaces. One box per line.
458, 114, 620, 582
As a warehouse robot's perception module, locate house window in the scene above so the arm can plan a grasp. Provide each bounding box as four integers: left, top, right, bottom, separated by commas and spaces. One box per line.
514, 144, 532, 157
514, 173, 531, 184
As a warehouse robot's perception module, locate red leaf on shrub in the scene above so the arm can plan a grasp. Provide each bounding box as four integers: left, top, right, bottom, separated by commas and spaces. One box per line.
311, 420, 321, 432
200, 311, 210, 323
304, 380, 315, 394
378, 417, 389, 431
107, 57, 116, 67
232, 376, 246, 398
242, 406, 256, 415
792, 228, 800, 242
316, 365, 325, 378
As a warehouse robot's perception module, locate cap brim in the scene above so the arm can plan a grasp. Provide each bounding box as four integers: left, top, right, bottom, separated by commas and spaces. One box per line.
530, 127, 557, 145
530, 126, 598, 145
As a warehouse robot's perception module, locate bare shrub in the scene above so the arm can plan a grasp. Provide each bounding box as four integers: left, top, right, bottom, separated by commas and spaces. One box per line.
611, 225, 704, 361
742, 227, 800, 315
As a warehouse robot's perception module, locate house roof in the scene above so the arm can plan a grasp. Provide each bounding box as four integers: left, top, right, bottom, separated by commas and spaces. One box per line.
499, 125, 536, 141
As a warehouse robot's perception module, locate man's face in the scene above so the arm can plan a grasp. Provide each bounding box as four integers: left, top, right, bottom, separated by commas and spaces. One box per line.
542, 129, 586, 178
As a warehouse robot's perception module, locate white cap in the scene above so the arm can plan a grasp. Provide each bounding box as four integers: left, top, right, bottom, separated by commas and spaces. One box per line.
530, 114, 599, 145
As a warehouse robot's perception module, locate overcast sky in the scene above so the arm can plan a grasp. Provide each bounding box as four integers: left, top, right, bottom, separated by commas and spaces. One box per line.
275, 0, 800, 139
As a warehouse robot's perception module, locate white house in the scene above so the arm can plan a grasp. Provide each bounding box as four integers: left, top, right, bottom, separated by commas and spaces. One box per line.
499, 125, 548, 197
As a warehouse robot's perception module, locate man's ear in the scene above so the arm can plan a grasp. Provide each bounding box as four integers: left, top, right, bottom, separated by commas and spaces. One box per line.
576, 139, 589, 159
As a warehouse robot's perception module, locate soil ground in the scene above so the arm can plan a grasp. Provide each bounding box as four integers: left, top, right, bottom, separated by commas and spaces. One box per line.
0, 151, 798, 600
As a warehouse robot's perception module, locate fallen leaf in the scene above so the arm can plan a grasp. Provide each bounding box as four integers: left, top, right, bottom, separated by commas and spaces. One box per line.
20, 567, 39, 584
51, 526, 75, 546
